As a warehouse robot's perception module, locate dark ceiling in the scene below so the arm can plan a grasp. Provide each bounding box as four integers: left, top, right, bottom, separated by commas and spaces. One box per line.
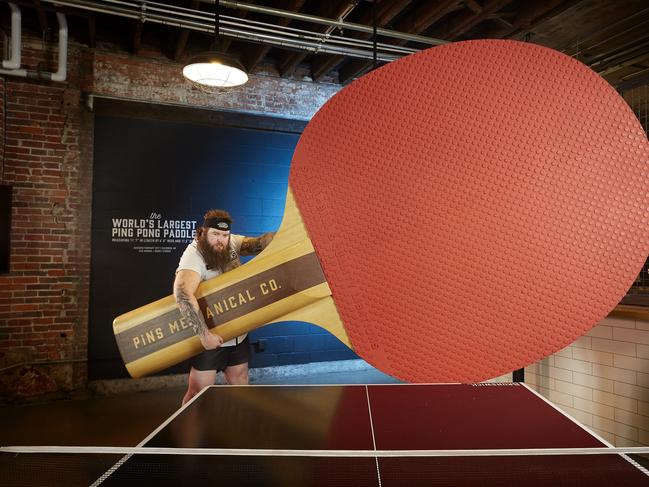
3, 0, 649, 90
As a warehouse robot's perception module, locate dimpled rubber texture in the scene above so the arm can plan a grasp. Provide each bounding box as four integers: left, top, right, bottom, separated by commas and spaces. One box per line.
290, 40, 649, 383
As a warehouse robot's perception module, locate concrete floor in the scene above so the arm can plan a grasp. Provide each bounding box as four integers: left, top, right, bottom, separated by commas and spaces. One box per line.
0, 360, 399, 447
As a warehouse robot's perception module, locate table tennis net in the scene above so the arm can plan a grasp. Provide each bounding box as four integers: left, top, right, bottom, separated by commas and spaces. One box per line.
2, 446, 649, 487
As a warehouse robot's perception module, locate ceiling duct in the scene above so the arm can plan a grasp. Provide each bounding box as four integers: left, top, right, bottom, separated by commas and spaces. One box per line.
0, 8, 69, 82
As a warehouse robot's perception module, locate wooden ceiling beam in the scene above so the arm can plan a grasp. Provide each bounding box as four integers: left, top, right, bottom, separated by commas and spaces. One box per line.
438, 0, 513, 40
276, 0, 359, 77
132, 20, 143, 54
598, 51, 649, 79
221, 5, 251, 54
482, 0, 579, 39
465, 0, 483, 15
593, 40, 649, 73
33, 0, 50, 40
338, 0, 461, 84
87, 13, 96, 48
311, 0, 410, 82
241, 0, 306, 72
174, 0, 199, 61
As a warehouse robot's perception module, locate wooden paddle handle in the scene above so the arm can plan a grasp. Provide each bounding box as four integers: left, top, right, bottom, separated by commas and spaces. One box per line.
113, 189, 350, 378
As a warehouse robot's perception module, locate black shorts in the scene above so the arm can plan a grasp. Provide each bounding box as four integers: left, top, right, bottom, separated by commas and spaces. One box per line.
191, 336, 251, 372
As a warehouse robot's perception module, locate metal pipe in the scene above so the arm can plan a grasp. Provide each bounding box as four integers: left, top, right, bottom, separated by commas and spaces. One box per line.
40, 0, 421, 62
218, 16, 417, 55
223, 27, 402, 62
2, 2, 21, 69
42, 0, 446, 47
103, 0, 203, 18
216, 0, 447, 45
51, 12, 68, 81
314, 1, 357, 50
41, 0, 195, 27
589, 39, 649, 70
562, 8, 649, 56
0, 11, 68, 81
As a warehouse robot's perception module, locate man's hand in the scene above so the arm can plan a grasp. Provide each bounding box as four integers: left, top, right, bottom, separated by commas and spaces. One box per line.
200, 331, 224, 350
240, 232, 275, 255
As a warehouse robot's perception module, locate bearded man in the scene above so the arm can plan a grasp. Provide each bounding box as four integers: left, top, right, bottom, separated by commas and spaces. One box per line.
174, 209, 274, 404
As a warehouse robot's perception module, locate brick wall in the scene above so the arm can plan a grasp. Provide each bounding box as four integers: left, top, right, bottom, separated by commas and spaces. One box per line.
91, 49, 339, 120
0, 38, 92, 400
526, 315, 649, 446
0, 33, 340, 400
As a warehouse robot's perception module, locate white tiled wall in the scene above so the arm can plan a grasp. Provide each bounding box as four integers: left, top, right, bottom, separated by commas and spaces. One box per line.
525, 315, 649, 446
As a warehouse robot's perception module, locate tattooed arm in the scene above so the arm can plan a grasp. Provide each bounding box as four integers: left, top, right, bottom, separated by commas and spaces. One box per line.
240, 232, 276, 256
173, 269, 223, 350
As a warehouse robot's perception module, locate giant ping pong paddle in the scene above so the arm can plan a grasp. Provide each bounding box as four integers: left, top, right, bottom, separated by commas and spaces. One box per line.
113, 39, 649, 382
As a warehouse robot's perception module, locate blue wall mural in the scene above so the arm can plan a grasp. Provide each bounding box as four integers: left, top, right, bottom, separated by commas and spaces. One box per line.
90, 114, 357, 379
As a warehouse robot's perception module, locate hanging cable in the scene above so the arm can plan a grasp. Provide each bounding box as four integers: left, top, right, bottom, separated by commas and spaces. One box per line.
372, 0, 377, 70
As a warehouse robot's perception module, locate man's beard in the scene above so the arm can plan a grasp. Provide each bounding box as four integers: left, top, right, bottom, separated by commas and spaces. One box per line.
197, 235, 232, 272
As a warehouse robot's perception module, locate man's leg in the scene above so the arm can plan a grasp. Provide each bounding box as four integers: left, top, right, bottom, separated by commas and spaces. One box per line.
182, 367, 217, 405
223, 362, 249, 385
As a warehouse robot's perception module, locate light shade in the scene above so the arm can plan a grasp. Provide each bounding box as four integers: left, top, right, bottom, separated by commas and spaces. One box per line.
182, 51, 248, 88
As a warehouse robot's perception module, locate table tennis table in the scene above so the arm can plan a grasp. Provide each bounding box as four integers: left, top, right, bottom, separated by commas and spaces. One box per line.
3, 382, 649, 486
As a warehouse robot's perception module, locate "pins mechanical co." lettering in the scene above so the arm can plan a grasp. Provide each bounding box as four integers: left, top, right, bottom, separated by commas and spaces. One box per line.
131, 278, 282, 350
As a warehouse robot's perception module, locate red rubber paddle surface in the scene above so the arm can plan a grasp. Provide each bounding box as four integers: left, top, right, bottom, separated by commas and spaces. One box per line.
290, 40, 649, 383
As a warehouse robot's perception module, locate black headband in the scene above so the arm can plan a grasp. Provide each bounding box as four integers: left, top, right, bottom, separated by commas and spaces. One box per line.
203, 217, 231, 231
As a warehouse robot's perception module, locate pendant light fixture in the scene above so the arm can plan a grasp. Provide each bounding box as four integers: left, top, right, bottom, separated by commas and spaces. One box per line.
182, 2, 248, 90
